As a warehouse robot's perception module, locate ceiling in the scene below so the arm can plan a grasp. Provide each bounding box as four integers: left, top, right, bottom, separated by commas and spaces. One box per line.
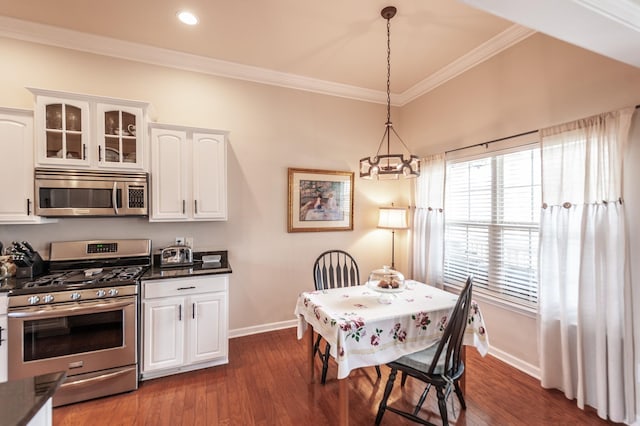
0, 0, 638, 105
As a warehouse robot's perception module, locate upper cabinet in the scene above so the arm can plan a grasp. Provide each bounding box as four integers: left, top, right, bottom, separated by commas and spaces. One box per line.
0, 107, 53, 224
96, 104, 144, 168
29, 88, 149, 171
150, 124, 228, 222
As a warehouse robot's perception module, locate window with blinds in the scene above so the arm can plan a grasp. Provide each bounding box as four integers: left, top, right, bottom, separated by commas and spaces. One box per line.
444, 144, 540, 307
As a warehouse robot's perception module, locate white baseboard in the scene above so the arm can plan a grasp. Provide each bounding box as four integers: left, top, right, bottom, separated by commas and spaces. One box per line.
229, 319, 297, 339
487, 346, 540, 380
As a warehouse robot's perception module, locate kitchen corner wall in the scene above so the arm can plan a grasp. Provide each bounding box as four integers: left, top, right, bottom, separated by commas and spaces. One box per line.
401, 32, 640, 378
0, 36, 411, 334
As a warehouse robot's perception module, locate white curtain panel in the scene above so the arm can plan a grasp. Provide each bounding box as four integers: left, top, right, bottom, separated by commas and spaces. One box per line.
412, 153, 445, 287
538, 107, 635, 423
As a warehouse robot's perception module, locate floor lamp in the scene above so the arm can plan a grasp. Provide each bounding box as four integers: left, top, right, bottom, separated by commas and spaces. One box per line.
377, 205, 408, 269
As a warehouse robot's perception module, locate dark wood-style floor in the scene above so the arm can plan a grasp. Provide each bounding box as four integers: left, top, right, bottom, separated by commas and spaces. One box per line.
53, 328, 619, 425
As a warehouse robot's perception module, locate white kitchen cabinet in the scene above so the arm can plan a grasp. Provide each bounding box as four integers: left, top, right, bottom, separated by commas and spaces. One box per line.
141, 275, 229, 380
29, 88, 149, 170
142, 297, 184, 372
150, 124, 228, 221
0, 108, 53, 224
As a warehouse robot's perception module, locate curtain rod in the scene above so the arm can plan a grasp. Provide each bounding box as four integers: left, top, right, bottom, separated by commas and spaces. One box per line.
445, 130, 537, 155
445, 104, 640, 155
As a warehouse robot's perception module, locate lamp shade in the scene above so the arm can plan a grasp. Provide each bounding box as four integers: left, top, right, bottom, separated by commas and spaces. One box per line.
377, 206, 408, 230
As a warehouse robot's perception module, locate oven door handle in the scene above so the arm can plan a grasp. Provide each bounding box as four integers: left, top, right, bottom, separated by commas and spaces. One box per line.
60, 366, 136, 391
8, 299, 134, 320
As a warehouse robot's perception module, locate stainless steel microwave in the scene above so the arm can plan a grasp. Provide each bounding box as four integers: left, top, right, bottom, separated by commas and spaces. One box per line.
35, 168, 148, 217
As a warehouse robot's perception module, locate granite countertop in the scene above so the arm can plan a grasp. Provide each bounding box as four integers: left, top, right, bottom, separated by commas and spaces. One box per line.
142, 250, 232, 281
0, 371, 66, 426
0, 250, 232, 291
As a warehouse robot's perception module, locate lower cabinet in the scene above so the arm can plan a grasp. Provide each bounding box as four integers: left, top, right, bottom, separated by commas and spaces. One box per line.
141, 275, 228, 380
27, 399, 52, 426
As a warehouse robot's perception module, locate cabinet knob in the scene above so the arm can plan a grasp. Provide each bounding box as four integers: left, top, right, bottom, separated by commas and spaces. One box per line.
27, 198, 32, 216
194, 200, 198, 214
182, 200, 186, 214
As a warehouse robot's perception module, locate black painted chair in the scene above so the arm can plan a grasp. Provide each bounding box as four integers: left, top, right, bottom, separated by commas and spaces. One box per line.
375, 276, 473, 425
312, 250, 381, 384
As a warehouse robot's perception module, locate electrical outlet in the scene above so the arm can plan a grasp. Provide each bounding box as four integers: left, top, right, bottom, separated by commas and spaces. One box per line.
185, 237, 193, 248
175, 237, 185, 245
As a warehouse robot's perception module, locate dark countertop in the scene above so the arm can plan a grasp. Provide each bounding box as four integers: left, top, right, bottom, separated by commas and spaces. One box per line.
142, 250, 232, 281
0, 371, 66, 426
0, 250, 231, 291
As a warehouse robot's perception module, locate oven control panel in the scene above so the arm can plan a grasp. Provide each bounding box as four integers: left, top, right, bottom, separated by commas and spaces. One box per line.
87, 243, 118, 254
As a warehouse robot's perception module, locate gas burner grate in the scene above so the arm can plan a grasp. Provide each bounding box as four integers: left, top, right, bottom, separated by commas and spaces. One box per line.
23, 273, 69, 288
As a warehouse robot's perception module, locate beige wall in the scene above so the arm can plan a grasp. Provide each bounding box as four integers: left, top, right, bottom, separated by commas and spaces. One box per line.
401, 33, 640, 376
0, 36, 411, 334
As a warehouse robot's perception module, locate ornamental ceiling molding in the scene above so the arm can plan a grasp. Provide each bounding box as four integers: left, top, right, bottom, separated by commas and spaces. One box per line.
0, 15, 533, 107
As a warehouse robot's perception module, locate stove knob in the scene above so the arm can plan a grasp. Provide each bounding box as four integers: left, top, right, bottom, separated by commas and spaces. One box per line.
96, 289, 107, 298
108, 288, 119, 297
43, 294, 55, 303
27, 295, 40, 305
70, 292, 82, 301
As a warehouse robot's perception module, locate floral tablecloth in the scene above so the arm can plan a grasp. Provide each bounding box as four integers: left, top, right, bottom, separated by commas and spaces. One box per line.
294, 281, 489, 379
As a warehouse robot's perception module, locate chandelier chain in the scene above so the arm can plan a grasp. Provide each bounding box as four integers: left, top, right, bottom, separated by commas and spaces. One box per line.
386, 16, 391, 126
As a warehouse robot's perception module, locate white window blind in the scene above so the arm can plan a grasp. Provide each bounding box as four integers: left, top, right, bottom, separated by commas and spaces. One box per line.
444, 143, 540, 307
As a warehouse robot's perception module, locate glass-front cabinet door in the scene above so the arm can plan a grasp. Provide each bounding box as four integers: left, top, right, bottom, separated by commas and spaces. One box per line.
35, 96, 90, 167
30, 88, 149, 171
97, 104, 143, 169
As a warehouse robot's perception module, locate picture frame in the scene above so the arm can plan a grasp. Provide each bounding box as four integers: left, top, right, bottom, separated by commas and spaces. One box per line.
287, 168, 354, 232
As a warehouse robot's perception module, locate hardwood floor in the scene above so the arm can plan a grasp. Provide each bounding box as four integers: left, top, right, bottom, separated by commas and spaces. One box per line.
53, 328, 620, 425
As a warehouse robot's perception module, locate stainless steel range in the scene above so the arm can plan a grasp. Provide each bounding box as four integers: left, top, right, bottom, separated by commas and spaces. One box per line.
7, 239, 150, 407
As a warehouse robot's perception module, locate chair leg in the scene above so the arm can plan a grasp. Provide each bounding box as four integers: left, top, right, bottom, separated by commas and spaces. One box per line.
375, 368, 398, 425
313, 334, 322, 357
320, 343, 331, 385
454, 380, 466, 409
375, 365, 381, 378
435, 385, 449, 426
413, 383, 432, 415
401, 371, 408, 386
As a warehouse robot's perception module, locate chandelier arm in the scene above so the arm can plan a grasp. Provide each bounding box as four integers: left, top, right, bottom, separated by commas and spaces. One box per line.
374, 125, 390, 157
388, 126, 415, 154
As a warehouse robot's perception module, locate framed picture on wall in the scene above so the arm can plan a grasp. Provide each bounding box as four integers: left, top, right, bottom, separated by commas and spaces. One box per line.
287, 168, 354, 232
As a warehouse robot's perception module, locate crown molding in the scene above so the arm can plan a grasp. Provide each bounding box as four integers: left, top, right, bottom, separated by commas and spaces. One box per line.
397, 25, 536, 106
575, 0, 640, 32
0, 16, 532, 106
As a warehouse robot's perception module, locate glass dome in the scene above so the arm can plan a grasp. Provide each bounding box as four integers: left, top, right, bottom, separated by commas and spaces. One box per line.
367, 266, 405, 291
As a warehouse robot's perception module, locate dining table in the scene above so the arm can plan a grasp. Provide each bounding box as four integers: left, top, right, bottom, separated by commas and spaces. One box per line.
294, 280, 489, 426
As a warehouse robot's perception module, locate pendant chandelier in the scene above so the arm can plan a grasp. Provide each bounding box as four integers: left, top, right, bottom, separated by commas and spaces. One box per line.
360, 6, 420, 180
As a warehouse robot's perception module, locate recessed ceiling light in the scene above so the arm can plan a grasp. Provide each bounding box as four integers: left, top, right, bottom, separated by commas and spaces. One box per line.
177, 10, 198, 26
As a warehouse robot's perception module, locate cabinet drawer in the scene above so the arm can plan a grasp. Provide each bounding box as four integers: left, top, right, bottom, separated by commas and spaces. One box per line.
143, 275, 228, 299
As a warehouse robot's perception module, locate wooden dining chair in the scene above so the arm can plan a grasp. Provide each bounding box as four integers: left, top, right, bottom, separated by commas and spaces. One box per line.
312, 250, 381, 384
375, 276, 473, 425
